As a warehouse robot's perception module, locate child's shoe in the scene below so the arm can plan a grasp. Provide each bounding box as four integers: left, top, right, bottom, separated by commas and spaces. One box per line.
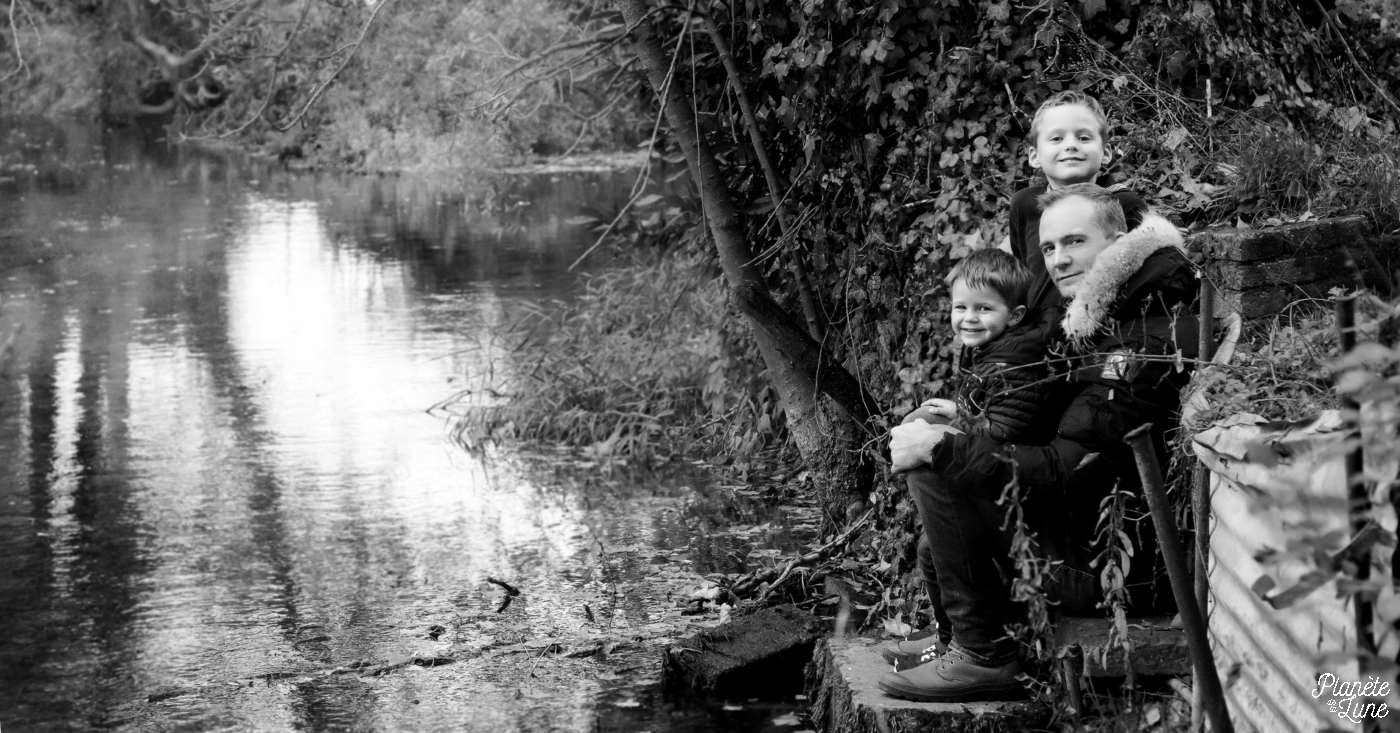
877, 645, 1024, 702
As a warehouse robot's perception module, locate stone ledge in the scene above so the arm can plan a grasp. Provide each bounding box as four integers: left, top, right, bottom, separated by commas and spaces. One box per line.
1216, 280, 1349, 319
1209, 250, 1356, 290
1189, 216, 1368, 263
1054, 615, 1190, 677
805, 636, 1047, 733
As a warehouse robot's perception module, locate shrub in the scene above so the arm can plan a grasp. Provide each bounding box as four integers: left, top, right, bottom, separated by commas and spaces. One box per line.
443, 254, 766, 461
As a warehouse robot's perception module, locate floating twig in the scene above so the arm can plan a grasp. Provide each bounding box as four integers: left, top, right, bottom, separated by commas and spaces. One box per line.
487, 576, 521, 596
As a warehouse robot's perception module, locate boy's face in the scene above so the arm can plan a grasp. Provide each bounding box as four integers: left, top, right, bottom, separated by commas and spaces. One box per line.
1029, 104, 1109, 189
1039, 195, 1122, 299
949, 279, 1026, 349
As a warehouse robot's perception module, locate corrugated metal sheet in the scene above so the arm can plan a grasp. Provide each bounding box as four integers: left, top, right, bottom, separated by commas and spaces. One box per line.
1193, 412, 1360, 733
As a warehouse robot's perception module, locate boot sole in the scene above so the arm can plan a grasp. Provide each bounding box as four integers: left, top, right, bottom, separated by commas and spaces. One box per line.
877, 678, 1027, 703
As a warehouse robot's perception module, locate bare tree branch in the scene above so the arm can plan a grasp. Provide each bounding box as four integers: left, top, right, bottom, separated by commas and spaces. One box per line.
271, 0, 398, 133
132, 0, 267, 75
1, 0, 33, 84
702, 13, 825, 341
207, 0, 313, 138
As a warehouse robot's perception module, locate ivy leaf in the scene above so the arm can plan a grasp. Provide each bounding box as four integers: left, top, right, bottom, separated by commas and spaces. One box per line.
986, 0, 1010, 22
1252, 94, 1272, 108
1080, 0, 1107, 19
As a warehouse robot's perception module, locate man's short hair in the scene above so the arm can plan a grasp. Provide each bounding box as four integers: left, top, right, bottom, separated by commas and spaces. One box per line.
1029, 90, 1111, 143
1037, 183, 1128, 238
945, 248, 1033, 309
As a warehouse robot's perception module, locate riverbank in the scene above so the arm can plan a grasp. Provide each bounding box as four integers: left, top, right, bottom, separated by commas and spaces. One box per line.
0, 125, 823, 732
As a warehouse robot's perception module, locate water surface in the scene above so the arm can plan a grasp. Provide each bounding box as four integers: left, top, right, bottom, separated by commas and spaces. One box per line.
0, 123, 811, 732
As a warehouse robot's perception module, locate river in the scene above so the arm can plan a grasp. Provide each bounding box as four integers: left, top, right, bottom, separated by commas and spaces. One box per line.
0, 123, 811, 732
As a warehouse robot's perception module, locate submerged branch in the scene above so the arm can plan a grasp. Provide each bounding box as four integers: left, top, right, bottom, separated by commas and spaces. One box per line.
726, 508, 873, 598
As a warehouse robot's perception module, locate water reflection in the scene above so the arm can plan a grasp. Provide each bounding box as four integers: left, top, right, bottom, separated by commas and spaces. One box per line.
0, 124, 807, 732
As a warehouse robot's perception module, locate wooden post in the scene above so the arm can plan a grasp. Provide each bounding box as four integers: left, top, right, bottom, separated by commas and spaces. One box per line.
1126, 424, 1234, 733
1335, 294, 1377, 656
1194, 279, 1215, 615
1060, 653, 1083, 728
1192, 279, 1215, 733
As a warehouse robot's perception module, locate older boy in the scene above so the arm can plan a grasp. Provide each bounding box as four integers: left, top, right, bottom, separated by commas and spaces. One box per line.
1008, 91, 1147, 327
881, 184, 1197, 702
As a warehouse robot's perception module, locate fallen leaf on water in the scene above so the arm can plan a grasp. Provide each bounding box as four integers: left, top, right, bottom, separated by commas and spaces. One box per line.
772, 713, 802, 726
722, 703, 744, 711
612, 699, 642, 708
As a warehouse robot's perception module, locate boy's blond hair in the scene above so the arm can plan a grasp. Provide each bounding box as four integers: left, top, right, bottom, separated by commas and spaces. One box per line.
1029, 90, 1111, 143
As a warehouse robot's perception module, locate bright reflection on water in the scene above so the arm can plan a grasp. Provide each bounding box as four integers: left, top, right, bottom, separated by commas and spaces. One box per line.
0, 124, 806, 732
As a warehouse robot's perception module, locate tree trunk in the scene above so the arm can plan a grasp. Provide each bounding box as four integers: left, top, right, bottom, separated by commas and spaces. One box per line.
615, 0, 872, 516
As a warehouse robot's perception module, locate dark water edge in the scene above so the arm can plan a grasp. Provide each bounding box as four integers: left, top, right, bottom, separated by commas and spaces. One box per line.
0, 120, 815, 732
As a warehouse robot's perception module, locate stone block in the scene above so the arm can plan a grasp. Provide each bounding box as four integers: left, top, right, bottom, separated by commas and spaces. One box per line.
1209, 250, 1357, 290
662, 604, 825, 696
1217, 277, 1354, 319
1053, 615, 1190, 677
805, 636, 1047, 733
1190, 216, 1368, 263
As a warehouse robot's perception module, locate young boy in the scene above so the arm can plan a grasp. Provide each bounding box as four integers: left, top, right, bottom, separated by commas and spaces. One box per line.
1008, 91, 1147, 327
885, 248, 1054, 671
908, 248, 1054, 442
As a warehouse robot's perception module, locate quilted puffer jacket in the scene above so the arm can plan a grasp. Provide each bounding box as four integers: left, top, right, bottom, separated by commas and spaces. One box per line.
953, 316, 1055, 444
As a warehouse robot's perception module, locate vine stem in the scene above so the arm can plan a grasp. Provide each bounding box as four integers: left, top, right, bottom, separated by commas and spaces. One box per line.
701, 14, 826, 342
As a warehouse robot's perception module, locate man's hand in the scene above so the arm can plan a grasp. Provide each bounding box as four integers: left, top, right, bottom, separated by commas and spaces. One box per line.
919, 398, 959, 419
889, 419, 964, 474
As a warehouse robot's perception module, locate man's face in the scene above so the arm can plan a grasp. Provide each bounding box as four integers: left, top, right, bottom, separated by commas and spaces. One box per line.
1039, 196, 1120, 298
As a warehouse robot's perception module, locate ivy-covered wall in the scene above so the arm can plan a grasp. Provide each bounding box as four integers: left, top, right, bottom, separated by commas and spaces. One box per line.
624, 0, 1400, 616
646, 0, 1399, 422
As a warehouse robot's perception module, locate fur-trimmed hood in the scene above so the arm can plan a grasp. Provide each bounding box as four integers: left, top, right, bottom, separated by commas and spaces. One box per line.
1061, 212, 1194, 342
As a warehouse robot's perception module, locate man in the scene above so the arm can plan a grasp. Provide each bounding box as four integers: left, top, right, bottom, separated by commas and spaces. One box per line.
879, 183, 1199, 702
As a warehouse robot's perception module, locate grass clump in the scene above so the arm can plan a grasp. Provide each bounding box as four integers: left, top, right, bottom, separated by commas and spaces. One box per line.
1184, 292, 1400, 434
1183, 301, 1341, 432
443, 255, 752, 462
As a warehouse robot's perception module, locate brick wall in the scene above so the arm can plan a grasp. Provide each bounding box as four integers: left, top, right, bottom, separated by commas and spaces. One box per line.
1188, 216, 1398, 319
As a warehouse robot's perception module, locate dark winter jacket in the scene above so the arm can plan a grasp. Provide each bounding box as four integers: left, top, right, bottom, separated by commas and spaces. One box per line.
1008, 183, 1147, 333
953, 316, 1055, 444
929, 212, 1199, 507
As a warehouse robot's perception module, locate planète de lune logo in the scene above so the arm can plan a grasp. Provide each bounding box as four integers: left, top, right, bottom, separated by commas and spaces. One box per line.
1313, 673, 1391, 722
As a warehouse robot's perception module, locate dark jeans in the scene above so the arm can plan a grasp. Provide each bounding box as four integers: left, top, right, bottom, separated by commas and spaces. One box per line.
906, 466, 1101, 665
915, 534, 954, 645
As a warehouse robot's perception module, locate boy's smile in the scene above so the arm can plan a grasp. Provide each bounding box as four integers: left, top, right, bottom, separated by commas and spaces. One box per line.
949, 279, 1025, 349
1029, 104, 1109, 189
